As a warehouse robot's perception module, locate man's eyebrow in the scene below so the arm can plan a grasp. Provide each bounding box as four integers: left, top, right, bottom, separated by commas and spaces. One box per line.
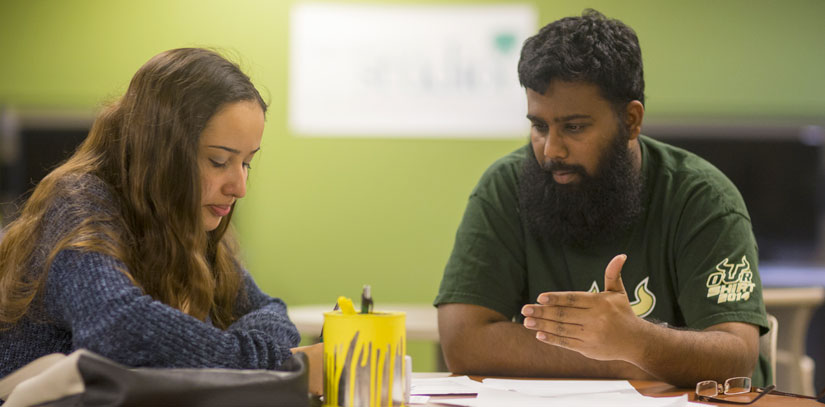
554, 114, 592, 122
207, 145, 261, 155
526, 114, 592, 123
526, 114, 546, 123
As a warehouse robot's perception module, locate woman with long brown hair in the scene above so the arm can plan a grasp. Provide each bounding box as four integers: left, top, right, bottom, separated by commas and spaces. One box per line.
0, 48, 321, 391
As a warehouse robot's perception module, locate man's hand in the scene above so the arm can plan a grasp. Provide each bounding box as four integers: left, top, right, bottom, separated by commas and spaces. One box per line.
520, 254, 645, 362
291, 343, 323, 395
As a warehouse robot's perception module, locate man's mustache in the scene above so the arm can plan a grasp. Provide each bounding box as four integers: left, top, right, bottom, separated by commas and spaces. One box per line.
541, 160, 587, 176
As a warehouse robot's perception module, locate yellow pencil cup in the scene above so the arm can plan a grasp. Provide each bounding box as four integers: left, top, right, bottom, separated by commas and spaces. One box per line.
323, 311, 408, 407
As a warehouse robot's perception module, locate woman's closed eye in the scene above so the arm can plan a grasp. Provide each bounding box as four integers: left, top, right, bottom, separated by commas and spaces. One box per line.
209, 158, 227, 168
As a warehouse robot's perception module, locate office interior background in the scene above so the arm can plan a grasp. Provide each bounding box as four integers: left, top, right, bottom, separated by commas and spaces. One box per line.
1, 0, 824, 390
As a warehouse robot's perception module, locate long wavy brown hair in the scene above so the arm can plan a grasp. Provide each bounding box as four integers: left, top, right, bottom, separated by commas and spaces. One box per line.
0, 48, 267, 330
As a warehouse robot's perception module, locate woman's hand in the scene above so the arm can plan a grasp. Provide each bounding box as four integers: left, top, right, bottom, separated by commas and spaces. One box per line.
291, 343, 324, 395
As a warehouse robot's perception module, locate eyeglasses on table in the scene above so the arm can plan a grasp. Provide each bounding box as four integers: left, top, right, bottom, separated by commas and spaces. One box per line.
695, 377, 775, 405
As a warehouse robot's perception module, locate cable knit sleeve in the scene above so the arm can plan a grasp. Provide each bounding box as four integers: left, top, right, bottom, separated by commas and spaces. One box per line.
227, 269, 301, 342
43, 249, 299, 370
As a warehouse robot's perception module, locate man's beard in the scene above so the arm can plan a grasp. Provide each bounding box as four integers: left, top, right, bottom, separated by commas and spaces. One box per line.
518, 127, 644, 247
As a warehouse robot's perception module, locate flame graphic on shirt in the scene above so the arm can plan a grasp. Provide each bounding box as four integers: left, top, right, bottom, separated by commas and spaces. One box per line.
588, 277, 656, 317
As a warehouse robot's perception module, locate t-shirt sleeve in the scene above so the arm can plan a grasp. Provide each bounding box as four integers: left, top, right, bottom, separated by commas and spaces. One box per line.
44, 249, 300, 370
674, 188, 769, 335
434, 164, 528, 319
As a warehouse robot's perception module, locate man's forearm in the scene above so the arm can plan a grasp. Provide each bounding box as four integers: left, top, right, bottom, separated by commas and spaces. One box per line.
443, 319, 653, 379
630, 321, 758, 387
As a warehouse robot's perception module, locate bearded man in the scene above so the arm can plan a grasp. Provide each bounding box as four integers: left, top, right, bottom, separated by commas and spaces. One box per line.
434, 9, 770, 388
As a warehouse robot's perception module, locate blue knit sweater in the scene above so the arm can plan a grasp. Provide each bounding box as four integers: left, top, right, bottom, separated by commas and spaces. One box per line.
0, 175, 301, 379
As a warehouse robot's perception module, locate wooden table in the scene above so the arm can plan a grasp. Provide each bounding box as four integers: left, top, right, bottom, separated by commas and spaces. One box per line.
630, 379, 821, 406
413, 373, 824, 406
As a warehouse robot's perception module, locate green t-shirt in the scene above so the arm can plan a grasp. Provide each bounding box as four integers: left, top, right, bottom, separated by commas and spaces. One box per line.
435, 135, 770, 386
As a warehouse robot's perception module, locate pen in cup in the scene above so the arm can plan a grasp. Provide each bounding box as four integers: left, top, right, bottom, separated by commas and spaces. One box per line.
361, 285, 373, 314
337, 296, 357, 315
318, 287, 373, 342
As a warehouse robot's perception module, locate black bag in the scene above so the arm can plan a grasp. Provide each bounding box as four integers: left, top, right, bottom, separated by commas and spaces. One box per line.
0, 349, 311, 407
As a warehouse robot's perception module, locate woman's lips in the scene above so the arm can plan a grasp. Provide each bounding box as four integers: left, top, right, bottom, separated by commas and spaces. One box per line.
208, 204, 231, 217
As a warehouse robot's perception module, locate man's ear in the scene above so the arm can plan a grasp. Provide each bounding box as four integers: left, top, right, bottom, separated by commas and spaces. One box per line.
624, 100, 644, 141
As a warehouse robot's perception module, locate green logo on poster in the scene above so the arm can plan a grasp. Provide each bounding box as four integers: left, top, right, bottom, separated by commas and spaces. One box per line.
494, 33, 516, 53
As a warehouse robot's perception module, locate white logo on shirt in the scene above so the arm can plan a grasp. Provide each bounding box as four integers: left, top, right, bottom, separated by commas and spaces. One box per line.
706, 255, 755, 303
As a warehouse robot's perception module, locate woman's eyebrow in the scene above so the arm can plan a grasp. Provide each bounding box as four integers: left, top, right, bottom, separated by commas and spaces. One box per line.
207, 145, 261, 155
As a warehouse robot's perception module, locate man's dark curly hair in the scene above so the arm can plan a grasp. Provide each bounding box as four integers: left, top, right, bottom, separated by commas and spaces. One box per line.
518, 9, 645, 112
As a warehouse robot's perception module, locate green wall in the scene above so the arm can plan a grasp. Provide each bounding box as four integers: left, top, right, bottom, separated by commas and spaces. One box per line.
1, 0, 823, 371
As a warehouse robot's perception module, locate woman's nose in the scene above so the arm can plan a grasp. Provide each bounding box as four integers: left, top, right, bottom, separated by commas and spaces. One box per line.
223, 166, 248, 198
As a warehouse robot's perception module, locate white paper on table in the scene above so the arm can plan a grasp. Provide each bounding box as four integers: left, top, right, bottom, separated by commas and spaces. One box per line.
481, 378, 636, 397
411, 375, 484, 395
427, 397, 479, 407
475, 387, 689, 407
408, 395, 431, 404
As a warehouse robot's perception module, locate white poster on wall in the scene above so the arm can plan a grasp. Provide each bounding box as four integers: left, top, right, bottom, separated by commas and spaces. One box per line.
289, 3, 537, 138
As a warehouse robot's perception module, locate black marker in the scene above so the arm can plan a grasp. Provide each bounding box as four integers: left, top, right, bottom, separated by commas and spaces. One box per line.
361, 285, 373, 314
